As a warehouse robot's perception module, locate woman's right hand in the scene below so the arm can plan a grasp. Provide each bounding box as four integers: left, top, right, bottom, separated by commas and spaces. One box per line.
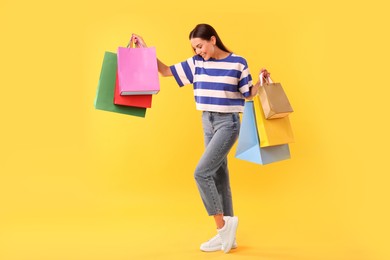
130, 34, 147, 48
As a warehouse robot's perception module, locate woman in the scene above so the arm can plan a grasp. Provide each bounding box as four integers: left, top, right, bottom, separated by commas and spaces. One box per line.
131, 24, 269, 253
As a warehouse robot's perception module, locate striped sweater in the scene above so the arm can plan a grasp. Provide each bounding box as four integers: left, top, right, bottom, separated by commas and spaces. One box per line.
170, 53, 253, 113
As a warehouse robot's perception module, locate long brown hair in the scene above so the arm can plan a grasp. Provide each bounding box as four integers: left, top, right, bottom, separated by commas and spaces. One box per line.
189, 24, 231, 53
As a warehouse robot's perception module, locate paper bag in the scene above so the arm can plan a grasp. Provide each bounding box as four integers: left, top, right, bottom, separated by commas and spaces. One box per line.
114, 72, 153, 108
117, 46, 160, 95
254, 95, 294, 147
235, 101, 291, 165
94, 52, 147, 117
258, 75, 293, 119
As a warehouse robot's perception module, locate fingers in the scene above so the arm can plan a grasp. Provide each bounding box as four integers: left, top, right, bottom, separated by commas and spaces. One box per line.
259, 68, 270, 78
129, 35, 135, 47
131, 33, 146, 48
131, 34, 140, 47
133, 34, 140, 47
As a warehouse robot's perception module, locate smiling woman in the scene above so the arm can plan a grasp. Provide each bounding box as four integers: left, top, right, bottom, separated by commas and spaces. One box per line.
131, 24, 269, 254
1, 0, 389, 258
189, 24, 231, 60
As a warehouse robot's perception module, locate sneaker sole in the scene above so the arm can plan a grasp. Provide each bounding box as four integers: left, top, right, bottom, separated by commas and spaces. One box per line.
201, 242, 238, 252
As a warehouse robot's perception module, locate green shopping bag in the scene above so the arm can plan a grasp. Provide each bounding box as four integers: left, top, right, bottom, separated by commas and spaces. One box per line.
94, 52, 146, 117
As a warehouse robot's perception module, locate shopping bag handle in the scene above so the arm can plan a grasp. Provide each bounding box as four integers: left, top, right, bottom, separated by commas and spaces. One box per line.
126, 41, 133, 48
259, 72, 273, 86
126, 36, 135, 48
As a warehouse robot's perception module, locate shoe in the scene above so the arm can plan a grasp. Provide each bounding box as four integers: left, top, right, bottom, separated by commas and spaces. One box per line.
217, 216, 238, 253
200, 233, 238, 252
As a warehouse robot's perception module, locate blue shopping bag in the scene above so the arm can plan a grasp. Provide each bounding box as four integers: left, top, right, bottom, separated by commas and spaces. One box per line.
235, 101, 291, 165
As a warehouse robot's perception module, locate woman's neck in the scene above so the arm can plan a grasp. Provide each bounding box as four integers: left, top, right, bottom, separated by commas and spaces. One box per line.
212, 48, 230, 60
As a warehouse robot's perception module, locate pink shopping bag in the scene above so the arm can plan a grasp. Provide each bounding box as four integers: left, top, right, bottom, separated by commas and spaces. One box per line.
117, 45, 160, 95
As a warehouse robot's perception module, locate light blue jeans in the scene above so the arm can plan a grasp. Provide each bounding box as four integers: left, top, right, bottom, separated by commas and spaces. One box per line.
194, 111, 240, 216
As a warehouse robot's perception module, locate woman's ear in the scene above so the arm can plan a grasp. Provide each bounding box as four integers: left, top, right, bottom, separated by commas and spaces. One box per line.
210, 36, 217, 45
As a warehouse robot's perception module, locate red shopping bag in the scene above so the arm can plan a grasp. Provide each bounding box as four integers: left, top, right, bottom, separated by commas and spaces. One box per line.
114, 72, 152, 108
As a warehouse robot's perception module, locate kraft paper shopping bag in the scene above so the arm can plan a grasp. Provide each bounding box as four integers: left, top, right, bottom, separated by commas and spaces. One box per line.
235, 101, 291, 165
94, 52, 147, 117
258, 73, 293, 119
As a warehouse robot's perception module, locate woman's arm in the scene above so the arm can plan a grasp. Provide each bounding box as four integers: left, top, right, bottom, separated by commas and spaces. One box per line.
245, 68, 270, 100
245, 80, 260, 100
131, 34, 173, 77
157, 58, 173, 77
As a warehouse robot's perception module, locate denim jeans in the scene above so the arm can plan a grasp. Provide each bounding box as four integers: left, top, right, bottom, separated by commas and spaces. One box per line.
194, 111, 240, 216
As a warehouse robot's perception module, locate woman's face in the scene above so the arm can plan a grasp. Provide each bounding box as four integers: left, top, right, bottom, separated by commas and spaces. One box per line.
190, 37, 216, 60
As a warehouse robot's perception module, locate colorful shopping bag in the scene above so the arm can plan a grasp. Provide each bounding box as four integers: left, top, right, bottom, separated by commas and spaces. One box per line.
114, 72, 153, 108
258, 74, 293, 119
117, 46, 160, 95
253, 95, 294, 147
235, 101, 291, 165
94, 52, 146, 117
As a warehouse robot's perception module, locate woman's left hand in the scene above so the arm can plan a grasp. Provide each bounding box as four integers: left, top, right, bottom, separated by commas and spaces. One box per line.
260, 68, 270, 79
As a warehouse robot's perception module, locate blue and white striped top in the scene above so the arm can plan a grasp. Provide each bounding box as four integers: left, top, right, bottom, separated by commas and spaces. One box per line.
170, 53, 253, 113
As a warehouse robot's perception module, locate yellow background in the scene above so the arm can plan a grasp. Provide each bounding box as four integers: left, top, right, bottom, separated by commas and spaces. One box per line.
1, 0, 390, 259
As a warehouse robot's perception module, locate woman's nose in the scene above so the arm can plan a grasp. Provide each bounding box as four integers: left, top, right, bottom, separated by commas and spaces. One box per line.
195, 48, 201, 54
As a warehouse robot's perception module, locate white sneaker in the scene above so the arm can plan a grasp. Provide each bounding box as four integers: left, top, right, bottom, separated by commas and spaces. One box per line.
217, 216, 238, 253
200, 233, 238, 252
